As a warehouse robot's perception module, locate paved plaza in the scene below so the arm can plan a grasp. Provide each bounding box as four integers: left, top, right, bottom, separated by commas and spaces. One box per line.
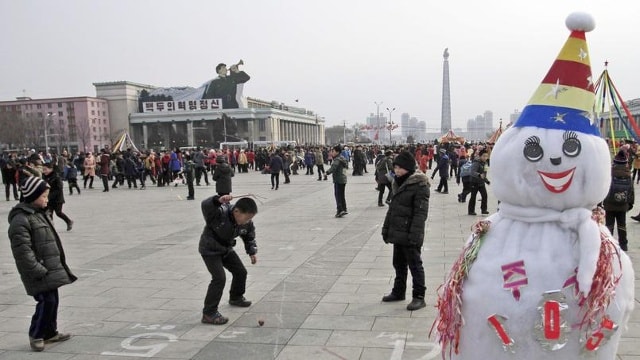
0, 169, 638, 359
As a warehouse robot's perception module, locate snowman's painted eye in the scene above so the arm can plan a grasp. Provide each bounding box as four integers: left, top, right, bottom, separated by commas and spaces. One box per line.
523, 136, 543, 162
562, 131, 581, 157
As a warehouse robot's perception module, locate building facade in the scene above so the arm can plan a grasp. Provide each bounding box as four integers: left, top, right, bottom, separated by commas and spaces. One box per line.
0, 96, 110, 153
93, 81, 325, 150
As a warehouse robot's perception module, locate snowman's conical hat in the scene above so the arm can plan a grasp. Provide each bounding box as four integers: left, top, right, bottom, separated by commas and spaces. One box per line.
513, 12, 599, 136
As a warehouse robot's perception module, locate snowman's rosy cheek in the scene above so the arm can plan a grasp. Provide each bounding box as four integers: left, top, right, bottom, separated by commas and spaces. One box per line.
524, 136, 544, 162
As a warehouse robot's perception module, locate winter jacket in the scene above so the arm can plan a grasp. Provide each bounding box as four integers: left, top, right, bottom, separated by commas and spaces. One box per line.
43, 171, 65, 206
198, 195, 257, 257
169, 152, 182, 172
381, 171, 430, 247
304, 152, 315, 167
269, 154, 284, 173
375, 155, 394, 184
99, 153, 110, 176
432, 154, 449, 179
314, 151, 324, 165
212, 162, 234, 194
8, 203, 77, 296
326, 156, 348, 184
84, 155, 96, 177
124, 156, 139, 177
603, 163, 635, 212
470, 159, 489, 185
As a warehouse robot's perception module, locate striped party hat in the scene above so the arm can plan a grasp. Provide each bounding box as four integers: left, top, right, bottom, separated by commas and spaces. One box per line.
514, 12, 599, 136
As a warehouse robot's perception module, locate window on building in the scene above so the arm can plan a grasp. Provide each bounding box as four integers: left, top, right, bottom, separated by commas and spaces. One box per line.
93, 127, 96, 133
94, 135, 97, 140
58, 111, 63, 117
91, 101, 94, 107
103, 111, 106, 116
91, 110, 95, 115
259, 119, 266, 131
37, 104, 41, 109
58, 102, 62, 108
47, 103, 52, 108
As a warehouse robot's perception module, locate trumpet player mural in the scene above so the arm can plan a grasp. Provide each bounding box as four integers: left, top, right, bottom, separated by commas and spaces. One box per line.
202, 60, 250, 109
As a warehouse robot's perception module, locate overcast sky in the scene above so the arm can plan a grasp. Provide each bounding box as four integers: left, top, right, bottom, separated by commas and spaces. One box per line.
2, 0, 639, 131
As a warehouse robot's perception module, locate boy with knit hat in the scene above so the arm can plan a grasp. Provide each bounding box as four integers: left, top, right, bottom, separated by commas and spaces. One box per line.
381, 151, 430, 311
8, 176, 76, 351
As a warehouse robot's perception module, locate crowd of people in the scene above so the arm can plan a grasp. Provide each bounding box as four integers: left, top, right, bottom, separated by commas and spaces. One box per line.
4, 137, 638, 352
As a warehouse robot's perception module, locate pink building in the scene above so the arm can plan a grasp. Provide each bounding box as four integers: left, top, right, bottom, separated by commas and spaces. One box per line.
0, 96, 110, 154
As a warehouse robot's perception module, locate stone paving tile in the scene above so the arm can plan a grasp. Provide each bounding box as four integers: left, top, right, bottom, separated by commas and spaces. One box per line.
287, 329, 332, 346
0, 170, 637, 359
275, 345, 363, 360
300, 315, 375, 331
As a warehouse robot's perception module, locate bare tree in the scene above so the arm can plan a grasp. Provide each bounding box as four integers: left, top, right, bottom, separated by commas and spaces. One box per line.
52, 117, 69, 154
0, 112, 28, 148
76, 118, 93, 152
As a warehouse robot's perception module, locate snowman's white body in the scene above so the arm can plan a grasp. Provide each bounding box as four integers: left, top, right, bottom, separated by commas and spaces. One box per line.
453, 127, 635, 359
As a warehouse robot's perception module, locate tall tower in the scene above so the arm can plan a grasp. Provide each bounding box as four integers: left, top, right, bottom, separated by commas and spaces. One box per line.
440, 48, 452, 133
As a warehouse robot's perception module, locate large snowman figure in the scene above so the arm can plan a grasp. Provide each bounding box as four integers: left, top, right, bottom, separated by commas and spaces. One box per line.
433, 13, 634, 359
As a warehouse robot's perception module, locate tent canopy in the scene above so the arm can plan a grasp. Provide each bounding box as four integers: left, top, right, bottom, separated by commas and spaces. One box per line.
487, 121, 512, 144
112, 132, 140, 153
439, 129, 465, 143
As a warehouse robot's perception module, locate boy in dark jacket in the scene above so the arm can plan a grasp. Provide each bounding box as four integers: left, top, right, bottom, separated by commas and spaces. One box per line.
199, 194, 258, 325
8, 176, 76, 351
381, 151, 429, 311
325, 145, 349, 217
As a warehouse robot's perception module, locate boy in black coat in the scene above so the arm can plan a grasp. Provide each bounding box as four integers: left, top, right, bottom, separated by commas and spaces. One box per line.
8, 176, 76, 351
199, 195, 258, 325
381, 151, 430, 311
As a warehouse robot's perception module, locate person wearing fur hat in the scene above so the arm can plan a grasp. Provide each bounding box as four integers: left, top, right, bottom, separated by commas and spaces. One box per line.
8, 176, 76, 351
381, 151, 430, 311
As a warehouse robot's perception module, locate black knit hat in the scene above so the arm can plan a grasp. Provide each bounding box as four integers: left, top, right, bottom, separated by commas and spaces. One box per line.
393, 151, 416, 171
21, 176, 49, 203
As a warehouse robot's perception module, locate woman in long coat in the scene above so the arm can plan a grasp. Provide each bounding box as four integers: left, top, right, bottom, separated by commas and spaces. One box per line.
82, 152, 96, 189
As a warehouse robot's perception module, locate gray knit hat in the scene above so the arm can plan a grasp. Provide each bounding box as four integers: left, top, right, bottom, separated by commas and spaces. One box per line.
21, 176, 49, 203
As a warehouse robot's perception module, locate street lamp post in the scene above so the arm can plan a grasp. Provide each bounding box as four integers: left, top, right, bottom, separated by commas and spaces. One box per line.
374, 101, 383, 144
45, 112, 54, 152
386, 107, 396, 145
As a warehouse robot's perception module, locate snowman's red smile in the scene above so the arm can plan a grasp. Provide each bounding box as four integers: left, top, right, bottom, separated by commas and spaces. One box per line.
537, 167, 576, 193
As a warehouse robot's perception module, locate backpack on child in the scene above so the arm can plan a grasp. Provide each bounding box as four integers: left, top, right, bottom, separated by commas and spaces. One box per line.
460, 161, 473, 178
605, 176, 632, 205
